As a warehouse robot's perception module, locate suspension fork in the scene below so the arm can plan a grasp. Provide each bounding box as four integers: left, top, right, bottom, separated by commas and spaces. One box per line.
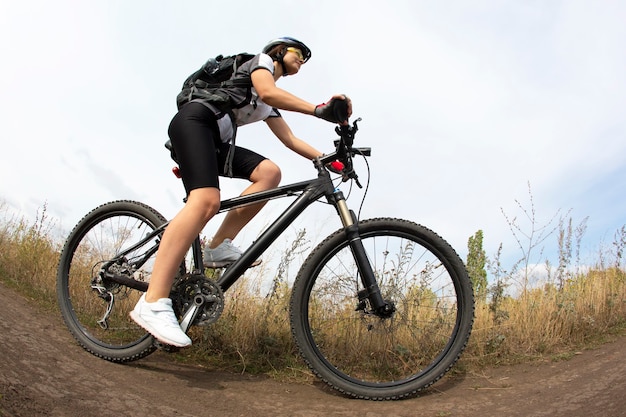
331, 191, 394, 316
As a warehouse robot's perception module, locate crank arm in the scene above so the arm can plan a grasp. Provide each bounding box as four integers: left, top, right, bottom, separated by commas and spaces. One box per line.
179, 294, 206, 333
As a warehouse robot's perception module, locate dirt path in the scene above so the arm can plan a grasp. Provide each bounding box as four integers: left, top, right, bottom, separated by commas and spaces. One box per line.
1, 281, 624, 417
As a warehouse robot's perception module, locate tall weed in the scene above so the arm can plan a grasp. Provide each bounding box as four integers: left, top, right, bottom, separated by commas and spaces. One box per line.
466, 267, 626, 365
0, 202, 58, 302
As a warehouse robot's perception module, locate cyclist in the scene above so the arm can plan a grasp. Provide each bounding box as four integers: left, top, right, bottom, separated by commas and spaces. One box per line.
130, 36, 351, 347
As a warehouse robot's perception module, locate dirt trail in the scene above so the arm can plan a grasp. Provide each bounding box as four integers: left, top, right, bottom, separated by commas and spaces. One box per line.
1, 281, 625, 417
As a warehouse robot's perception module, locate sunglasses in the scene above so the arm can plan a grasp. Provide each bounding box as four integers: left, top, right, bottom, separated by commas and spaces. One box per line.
286, 47, 306, 62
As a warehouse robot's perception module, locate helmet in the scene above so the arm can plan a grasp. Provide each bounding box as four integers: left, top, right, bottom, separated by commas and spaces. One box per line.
262, 37, 312, 63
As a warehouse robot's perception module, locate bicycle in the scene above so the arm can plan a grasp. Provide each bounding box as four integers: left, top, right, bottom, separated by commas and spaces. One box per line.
56, 117, 474, 400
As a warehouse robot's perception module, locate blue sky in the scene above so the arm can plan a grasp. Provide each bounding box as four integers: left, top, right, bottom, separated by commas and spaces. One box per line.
1, 0, 625, 283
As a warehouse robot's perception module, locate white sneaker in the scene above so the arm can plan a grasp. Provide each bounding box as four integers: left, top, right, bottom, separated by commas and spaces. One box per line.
130, 294, 192, 347
203, 238, 261, 268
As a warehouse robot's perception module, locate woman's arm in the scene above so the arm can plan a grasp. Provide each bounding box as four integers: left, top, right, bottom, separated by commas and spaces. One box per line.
265, 116, 322, 160
251, 69, 317, 115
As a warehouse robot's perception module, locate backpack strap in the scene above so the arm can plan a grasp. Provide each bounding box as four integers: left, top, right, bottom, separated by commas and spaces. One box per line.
224, 113, 237, 178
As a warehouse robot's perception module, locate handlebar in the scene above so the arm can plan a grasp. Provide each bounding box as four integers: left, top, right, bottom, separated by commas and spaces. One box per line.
315, 118, 370, 188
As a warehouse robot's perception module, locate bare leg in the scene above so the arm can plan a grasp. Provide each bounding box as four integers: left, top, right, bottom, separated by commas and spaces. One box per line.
209, 159, 281, 248
145, 187, 221, 302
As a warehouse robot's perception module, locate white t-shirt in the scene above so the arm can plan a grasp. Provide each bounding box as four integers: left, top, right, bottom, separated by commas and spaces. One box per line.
212, 53, 281, 143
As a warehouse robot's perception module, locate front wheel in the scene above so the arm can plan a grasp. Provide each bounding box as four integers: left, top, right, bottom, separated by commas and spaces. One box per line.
290, 218, 474, 400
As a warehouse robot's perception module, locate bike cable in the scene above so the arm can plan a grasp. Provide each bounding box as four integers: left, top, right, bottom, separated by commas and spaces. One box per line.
353, 149, 371, 221
329, 150, 371, 222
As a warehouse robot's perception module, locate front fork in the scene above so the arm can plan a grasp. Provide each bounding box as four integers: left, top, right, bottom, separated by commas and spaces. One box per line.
332, 191, 395, 318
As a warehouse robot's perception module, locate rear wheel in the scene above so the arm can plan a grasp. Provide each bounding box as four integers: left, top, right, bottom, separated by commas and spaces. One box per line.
290, 218, 474, 400
56, 200, 176, 362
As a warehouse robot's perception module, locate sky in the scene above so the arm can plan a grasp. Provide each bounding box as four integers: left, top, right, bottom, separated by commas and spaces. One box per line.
1, 0, 625, 284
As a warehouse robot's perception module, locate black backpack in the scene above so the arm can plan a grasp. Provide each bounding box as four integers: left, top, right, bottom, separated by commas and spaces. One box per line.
176, 53, 255, 110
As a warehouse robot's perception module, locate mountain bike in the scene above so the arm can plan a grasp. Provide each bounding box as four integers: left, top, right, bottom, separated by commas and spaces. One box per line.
56, 117, 474, 400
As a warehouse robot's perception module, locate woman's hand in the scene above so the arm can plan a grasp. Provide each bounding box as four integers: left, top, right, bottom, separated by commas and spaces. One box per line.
314, 94, 352, 124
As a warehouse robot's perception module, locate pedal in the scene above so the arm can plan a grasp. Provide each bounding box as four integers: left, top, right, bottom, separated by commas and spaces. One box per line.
153, 340, 181, 353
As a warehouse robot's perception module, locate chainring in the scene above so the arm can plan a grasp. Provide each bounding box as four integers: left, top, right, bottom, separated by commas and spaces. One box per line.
170, 273, 224, 326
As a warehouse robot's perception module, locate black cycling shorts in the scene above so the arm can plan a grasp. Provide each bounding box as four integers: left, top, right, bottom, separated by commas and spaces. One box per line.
167, 102, 267, 194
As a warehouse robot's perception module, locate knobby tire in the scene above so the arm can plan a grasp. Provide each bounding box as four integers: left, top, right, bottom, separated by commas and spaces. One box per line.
290, 218, 474, 400
56, 200, 171, 362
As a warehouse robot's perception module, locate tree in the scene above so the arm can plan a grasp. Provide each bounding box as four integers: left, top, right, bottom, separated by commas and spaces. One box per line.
467, 230, 488, 301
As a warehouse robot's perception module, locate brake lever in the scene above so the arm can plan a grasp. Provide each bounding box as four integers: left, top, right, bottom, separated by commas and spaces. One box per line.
334, 118, 361, 143
330, 117, 364, 187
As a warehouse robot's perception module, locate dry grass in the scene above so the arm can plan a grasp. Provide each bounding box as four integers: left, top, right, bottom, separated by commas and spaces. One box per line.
1, 200, 625, 377
184, 279, 299, 374
465, 268, 626, 366
0, 203, 58, 305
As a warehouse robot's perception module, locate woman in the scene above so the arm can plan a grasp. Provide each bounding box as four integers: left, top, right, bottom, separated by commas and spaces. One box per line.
130, 37, 351, 347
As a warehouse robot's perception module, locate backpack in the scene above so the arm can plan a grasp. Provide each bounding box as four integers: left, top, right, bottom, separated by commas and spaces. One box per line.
176, 53, 255, 110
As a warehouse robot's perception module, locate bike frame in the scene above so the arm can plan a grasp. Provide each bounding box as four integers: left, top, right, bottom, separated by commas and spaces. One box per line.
211, 174, 338, 292
105, 151, 387, 315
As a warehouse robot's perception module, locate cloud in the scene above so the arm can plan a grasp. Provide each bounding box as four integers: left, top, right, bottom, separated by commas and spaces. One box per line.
0, 0, 624, 277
